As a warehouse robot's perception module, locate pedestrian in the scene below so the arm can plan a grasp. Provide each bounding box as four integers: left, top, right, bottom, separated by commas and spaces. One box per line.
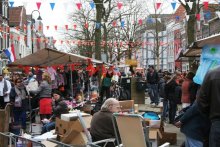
175, 101, 210, 147
10, 78, 28, 132
99, 68, 113, 103
181, 72, 195, 108
0, 73, 12, 109
30, 72, 52, 120
147, 65, 160, 105
197, 66, 220, 147
165, 75, 178, 124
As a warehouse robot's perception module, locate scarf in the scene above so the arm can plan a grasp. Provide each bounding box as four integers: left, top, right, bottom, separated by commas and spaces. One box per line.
15, 85, 26, 100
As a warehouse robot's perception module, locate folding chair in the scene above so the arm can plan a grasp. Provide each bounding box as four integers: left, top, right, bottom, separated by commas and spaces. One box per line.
112, 113, 151, 147
76, 111, 116, 147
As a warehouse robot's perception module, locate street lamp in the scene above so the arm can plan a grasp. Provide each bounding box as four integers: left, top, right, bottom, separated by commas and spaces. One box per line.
31, 10, 42, 54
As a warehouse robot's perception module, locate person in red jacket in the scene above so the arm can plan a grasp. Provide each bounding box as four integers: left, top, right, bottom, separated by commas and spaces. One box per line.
181, 72, 195, 108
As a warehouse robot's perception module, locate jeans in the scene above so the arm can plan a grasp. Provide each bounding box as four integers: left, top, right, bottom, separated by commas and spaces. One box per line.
14, 110, 26, 129
169, 100, 177, 123
209, 121, 220, 147
41, 121, 55, 134
185, 136, 203, 147
162, 98, 169, 120
148, 84, 159, 104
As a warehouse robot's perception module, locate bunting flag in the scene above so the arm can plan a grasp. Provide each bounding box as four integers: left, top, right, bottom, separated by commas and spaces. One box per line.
54, 25, 57, 30
216, 11, 220, 18
171, 2, 176, 10
50, 3, 55, 10
121, 20, 125, 28
156, 2, 161, 9
46, 26, 49, 30
96, 22, 101, 29
38, 25, 42, 31
147, 18, 153, 23
187, 2, 193, 10
196, 14, 200, 21
138, 19, 143, 25
9, 1, 14, 7
53, 40, 57, 44
117, 2, 123, 9
204, 11, 211, 20
73, 24, 77, 30
203, 1, 209, 10
85, 22, 89, 29
175, 16, 180, 21
36, 2, 41, 10
76, 3, 82, 10
186, 15, 189, 21
65, 25, 68, 30
112, 21, 117, 27
90, 2, 95, 9
61, 40, 63, 44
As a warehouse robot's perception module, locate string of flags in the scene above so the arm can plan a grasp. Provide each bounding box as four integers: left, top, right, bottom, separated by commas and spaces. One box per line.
8, 1, 212, 11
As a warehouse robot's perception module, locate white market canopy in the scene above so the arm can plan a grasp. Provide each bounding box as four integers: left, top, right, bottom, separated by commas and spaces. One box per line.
9, 48, 103, 67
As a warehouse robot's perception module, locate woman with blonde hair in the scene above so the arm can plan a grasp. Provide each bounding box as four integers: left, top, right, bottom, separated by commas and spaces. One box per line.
30, 72, 52, 120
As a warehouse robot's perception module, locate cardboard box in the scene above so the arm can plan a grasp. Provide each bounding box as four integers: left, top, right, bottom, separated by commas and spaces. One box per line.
158, 132, 177, 145
149, 128, 162, 140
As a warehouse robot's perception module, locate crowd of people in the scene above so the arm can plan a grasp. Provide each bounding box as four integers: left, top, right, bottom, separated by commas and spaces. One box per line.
0, 63, 219, 147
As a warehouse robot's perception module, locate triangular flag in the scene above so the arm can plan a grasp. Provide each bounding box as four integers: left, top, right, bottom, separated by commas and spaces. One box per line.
138, 19, 143, 25
36, 2, 41, 10
54, 25, 57, 30
90, 2, 95, 9
157, 18, 161, 22
175, 16, 180, 21
112, 21, 117, 27
85, 22, 89, 29
216, 11, 220, 18
76, 3, 82, 10
156, 2, 161, 9
196, 14, 200, 21
73, 24, 77, 30
50, 3, 55, 10
117, 2, 123, 9
38, 25, 42, 31
186, 15, 189, 21
9, 1, 14, 7
96, 22, 101, 29
204, 11, 211, 20
147, 18, 153, 23
171, 2, 176, 10
187, 2, 193, 10
53, 40, 57, 44
61, 40, 63, 44
46, 26, 49, 30
121, 21, 125, 28
203, 1, 209, 10
65, 25, 68, 30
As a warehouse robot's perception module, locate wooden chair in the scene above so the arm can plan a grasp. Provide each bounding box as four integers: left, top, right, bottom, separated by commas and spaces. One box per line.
112, 113, 151, 147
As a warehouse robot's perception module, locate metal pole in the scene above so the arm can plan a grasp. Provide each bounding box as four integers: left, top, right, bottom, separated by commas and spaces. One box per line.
70, 64, 73, 98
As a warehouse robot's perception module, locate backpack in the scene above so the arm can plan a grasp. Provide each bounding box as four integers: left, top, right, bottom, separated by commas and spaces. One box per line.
102, 77, 111, 87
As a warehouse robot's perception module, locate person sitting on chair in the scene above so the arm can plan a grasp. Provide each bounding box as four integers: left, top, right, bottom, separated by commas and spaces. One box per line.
90, 98, 121, 147
41, 90, 69, 134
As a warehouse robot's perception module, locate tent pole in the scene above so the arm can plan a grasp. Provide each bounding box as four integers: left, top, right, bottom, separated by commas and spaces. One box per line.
70, 64, 74, 98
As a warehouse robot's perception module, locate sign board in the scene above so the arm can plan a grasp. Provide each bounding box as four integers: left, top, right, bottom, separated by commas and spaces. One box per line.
125, 59, 138, 66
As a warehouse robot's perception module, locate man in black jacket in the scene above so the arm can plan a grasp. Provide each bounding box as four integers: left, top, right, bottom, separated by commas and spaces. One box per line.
147, 66, 159, 105
197, 66, 220, 147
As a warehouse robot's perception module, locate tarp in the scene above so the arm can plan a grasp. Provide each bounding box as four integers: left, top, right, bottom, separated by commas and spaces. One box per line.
194, 44, 220, 85
9, 48, 103, 67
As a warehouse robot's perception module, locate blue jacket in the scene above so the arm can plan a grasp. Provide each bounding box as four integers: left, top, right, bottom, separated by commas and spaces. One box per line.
180, 101, 210, 141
